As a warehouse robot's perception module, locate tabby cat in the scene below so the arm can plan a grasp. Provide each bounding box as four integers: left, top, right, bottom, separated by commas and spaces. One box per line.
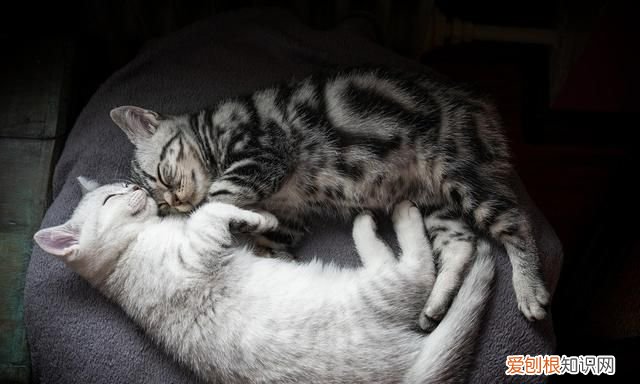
110, 67, 549, 324
34, 178, 494, 384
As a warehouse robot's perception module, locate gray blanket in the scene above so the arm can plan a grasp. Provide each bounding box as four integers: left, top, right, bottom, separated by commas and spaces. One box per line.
25, 8, 562, 384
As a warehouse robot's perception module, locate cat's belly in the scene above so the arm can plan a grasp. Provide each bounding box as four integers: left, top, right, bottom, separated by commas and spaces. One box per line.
216, 259, 426, 382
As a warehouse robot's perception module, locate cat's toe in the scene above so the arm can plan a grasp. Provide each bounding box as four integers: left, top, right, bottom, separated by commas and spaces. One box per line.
513, 272, 550, 321
392, 201, 415, 224
518, 301, 547, 321
258, 212, 279, 232
515, 287, 549, 321
418, 311, 440, 333
231, 213, 278, 234
354, 211, 377, 232
424, 303, 446, 322
535, 286, 551, 306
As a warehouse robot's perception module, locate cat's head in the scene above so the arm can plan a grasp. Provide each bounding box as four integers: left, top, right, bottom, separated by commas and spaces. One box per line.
110, 106, 211, 215
34, 177, 158, 284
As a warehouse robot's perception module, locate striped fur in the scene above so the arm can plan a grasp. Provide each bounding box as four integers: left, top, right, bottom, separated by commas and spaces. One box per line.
112, 67, 549, 322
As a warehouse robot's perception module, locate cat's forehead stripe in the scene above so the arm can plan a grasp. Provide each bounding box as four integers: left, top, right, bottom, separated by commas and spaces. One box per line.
160, 131, 183, 161
133, 158, 156, 184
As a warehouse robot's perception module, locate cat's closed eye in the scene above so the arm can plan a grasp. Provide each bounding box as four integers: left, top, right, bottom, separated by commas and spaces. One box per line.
103, 194, 117, 205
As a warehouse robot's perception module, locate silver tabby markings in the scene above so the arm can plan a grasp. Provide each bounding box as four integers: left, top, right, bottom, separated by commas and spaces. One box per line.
34, 181, 495, 384
111, 67, 549, 323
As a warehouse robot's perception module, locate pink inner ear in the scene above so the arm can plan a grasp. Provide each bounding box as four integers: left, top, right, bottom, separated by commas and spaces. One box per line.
34, 225, 78, 257
129, 109, 156, 136
110, 106, 159, 144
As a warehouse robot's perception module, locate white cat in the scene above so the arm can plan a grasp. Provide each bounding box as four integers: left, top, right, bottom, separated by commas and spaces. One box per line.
34, 177, 494, 383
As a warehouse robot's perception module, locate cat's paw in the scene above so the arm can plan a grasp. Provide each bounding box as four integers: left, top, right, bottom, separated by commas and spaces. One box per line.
418, 310, 440, 333
419, 284, 458, 332
230, 211, 279, 234
513, 273, 550, 321
354, 211, 377, 233
252, 211, 279, 233
252, 210, 280, 232
419, 298, 450, 332
392, 201, 421, 230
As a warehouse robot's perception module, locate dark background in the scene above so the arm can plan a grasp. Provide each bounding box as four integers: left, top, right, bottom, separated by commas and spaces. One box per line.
1, 0, 638, 382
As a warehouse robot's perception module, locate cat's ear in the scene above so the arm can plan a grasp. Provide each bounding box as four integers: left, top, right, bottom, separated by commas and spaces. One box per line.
77, 176, 100, 195
34, 223, 79, 258
110, 106, 161, 144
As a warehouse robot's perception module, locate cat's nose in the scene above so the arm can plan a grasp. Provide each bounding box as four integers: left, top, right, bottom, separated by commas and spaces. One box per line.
163, 191, 175, 206
163, 191, 181, 206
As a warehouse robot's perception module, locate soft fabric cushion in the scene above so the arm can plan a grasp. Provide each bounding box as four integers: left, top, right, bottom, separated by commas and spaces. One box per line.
25, 8, 562, 384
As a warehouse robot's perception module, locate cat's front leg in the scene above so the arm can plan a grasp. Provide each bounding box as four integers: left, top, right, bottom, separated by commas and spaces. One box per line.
420, 208, 476, 332
498, 216, 550, 321
207, 154, 290, 208
207, 180, 260, 207
206, 179, 306, 252
188, 202, 280, 253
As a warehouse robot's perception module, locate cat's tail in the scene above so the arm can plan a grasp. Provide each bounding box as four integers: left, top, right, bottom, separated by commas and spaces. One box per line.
403, 239, 495, 384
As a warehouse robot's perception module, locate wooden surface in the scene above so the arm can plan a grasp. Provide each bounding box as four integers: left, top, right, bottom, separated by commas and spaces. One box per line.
0, 39, 71, 384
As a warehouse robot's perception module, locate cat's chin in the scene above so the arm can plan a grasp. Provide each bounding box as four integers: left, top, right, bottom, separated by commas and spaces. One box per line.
174, 204, 195, 213
158, 203, 195, 216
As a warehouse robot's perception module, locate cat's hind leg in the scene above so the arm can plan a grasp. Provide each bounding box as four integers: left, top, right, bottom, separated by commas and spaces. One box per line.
445, 180, 550, 321
420, 208, 476, 332
352, 211, 396, 269
392, 201, 438, 331
392, 202, 433, 269
489, 207, 550, 321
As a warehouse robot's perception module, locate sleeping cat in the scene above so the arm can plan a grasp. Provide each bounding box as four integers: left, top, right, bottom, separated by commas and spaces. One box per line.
110, 66, 548, 325
34, 178, 494, 384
